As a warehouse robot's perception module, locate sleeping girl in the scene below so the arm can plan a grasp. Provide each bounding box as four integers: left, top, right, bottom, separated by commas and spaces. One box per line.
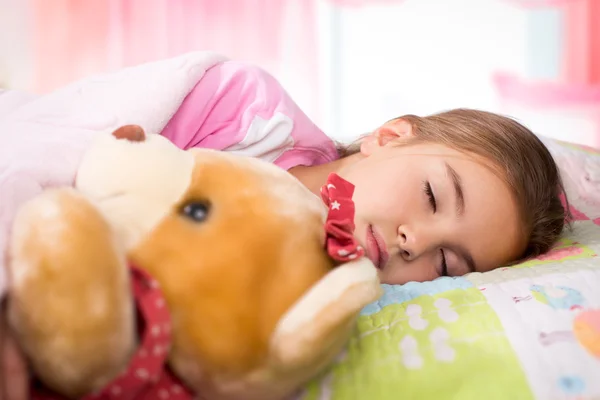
160, 60, 568, 284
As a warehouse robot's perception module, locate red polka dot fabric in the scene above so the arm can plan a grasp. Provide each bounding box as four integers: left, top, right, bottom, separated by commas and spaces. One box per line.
31, 267, 195, 400
320, 173, 365, 263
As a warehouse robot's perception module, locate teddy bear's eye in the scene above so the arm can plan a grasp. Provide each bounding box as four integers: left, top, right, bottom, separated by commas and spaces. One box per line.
181, 201, 210, 223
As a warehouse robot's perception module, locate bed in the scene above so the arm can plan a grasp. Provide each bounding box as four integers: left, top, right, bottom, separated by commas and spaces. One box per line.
298, 137, 600, 400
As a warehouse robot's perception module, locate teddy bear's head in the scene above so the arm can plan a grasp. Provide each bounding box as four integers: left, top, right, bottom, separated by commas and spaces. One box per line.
71, 127, 380, 399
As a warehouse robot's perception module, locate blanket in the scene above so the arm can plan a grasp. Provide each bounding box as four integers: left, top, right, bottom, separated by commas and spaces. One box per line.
0, 51, 228, 296
297, 138, 600, 400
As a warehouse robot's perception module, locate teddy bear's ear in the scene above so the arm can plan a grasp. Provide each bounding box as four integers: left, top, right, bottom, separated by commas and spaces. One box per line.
111, 124, 146, 142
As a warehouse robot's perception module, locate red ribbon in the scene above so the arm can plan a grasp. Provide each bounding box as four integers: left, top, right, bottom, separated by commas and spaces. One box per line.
320, 173, 365, 262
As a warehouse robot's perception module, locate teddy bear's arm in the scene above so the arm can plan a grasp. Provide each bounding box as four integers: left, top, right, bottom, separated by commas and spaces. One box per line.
270, 258, 381, 367
202, 259, 382, 400
7, 188, 136, 398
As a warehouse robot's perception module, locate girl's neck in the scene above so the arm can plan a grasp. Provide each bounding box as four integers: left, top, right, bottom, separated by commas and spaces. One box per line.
288, 153, 363, 197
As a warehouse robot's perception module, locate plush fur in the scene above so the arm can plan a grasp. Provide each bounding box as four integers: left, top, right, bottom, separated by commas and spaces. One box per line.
8, 188, 136, 398
6, 126, 382, 400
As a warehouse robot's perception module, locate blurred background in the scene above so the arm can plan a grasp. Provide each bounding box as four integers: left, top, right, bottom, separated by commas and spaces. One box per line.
1, 0, 599, 147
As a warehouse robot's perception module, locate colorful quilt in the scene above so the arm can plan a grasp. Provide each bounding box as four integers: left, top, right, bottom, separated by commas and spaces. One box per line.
298, 137, 600, 400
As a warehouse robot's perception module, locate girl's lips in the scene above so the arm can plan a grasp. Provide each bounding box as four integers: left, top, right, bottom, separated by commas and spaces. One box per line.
366, 225, 389, 269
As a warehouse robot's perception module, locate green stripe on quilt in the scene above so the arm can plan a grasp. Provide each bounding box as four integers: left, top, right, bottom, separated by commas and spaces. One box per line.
301, 285, 533, 400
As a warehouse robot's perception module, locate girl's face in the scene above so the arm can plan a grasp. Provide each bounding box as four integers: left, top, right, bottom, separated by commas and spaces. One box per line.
337, 120, 526, 284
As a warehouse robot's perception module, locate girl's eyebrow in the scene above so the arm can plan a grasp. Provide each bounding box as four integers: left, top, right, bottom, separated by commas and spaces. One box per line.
445, 162, 465, 215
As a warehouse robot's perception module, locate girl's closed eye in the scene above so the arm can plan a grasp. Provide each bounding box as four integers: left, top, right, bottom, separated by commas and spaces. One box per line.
424, 181, 449, 276
423, 180, 437, 212
439, 249, 448, 276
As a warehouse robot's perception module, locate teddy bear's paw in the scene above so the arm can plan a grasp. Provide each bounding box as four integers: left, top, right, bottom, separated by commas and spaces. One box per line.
7, 188, 136, 398
270, 257, 382, 368
208, 259, 383, 400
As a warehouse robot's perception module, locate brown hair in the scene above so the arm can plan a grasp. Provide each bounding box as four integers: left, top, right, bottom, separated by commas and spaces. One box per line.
338, 108, 570, 262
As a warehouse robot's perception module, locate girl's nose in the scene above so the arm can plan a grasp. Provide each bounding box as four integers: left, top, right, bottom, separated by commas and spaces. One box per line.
397, 225, 415, 260
398, 224, 435, 261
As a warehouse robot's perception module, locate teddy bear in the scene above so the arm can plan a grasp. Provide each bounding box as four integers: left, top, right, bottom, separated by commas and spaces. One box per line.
5, 125, 382, 400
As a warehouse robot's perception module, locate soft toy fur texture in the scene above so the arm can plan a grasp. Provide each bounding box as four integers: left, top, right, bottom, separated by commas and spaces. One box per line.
6, 126, 382, 400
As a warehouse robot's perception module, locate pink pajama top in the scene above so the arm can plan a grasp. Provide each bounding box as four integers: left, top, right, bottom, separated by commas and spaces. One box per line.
161, 61, 338, 169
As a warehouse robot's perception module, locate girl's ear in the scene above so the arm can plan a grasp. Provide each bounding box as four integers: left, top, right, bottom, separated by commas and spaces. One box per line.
360, 118, 414, 156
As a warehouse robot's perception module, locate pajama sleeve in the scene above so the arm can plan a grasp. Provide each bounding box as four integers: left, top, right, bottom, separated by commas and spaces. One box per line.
160, 61, 338, 170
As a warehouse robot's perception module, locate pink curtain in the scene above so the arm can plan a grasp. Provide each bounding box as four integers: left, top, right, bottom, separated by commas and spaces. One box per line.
503, 0, 600, 85
30, 0, 308, 92
564, 0, 600, 85
28, 0, 404, 121
328, 0, 402, 5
